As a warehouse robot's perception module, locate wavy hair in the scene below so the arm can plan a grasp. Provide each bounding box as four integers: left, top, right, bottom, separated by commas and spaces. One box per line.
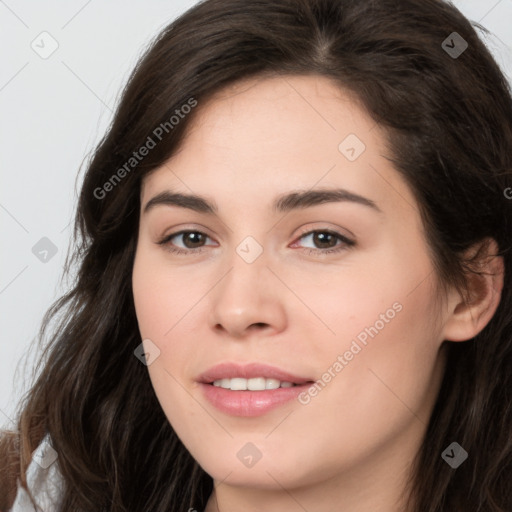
1, 0, 512, 510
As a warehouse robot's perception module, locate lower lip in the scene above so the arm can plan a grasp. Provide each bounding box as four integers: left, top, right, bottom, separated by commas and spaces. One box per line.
199, 382, 312, 417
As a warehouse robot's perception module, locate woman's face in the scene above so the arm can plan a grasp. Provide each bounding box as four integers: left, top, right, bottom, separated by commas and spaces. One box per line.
132, 75, 449, 495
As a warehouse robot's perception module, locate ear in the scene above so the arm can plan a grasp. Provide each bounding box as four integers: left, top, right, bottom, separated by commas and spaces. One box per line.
442, 238, 504, 342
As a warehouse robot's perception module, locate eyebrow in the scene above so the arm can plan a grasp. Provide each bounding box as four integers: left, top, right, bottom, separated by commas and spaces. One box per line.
143, 188, 382, 215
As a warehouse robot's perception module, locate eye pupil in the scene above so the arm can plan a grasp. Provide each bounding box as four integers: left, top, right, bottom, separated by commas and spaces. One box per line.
184, 232, 205, 248
314, 232, 337, 248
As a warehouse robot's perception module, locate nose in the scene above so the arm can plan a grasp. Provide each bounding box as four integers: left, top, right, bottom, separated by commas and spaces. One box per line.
208, 250, 287, 339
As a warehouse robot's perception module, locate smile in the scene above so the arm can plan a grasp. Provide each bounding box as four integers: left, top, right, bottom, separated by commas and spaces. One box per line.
211, 377, 298, 390
198, 362, 315, 416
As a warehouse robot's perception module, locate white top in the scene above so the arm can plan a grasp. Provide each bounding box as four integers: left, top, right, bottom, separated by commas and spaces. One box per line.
8, 434, 65, 512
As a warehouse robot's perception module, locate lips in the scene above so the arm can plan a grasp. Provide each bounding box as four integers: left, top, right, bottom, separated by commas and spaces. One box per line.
197, 362, 313, 386
197, 362, 316, 416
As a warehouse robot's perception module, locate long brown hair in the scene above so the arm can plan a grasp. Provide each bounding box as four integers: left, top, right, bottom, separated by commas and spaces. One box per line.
2, 0, 512, 510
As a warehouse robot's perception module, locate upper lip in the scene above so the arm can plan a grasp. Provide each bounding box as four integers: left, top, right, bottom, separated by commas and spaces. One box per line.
198, 362, 314, 385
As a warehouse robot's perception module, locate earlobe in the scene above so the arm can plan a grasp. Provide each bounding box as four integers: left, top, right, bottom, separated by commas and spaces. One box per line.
441, 238, 504, 342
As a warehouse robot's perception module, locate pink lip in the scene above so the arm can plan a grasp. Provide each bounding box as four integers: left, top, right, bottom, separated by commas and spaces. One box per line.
197, 362, 315, 417
197, 362, 312, 385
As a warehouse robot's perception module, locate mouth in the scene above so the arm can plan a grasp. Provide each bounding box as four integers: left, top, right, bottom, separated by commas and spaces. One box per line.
208, 377, 303, 390
197, 362, 315, 416
198, 361, 314, 388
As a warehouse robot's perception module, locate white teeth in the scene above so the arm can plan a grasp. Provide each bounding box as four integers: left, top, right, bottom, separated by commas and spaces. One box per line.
247, 377, 266, 390
230, 378, 247, 391
211, 377, 298, 390
265, 378, 280, 390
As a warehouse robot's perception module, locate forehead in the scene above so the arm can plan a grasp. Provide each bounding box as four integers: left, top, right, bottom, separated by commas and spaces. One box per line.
181, 74, 372, 150
140, 74, 415, 218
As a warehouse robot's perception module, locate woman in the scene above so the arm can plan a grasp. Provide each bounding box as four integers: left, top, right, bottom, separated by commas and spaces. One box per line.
1, 0, 511, 510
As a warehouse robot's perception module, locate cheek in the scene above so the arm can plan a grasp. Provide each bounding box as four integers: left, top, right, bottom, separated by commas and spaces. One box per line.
132, 247, 202, 344
291, 248, 437, 360
294, 244, 442, 419
306, 273, 442, 429
131, 247, 210, 369
132, 251, 201, 429
283, 283, 443, 479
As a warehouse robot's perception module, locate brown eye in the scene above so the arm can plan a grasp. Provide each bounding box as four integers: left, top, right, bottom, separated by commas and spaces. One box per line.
310, 232, 339, 249
157, 230, 215, 255
179, 232, 207, 248
293, 229, 355, 254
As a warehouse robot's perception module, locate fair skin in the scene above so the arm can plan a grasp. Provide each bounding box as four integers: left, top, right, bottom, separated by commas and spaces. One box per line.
131, 74, 502, 512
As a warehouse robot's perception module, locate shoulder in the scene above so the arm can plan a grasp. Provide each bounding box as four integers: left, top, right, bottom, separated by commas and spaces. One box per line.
7, 433, 65, 512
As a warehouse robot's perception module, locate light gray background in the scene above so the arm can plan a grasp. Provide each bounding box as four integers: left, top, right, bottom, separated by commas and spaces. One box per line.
1, 0, 511, 430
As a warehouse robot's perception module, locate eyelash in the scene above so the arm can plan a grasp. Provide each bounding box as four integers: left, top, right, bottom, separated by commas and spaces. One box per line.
156, 228, 355, 257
